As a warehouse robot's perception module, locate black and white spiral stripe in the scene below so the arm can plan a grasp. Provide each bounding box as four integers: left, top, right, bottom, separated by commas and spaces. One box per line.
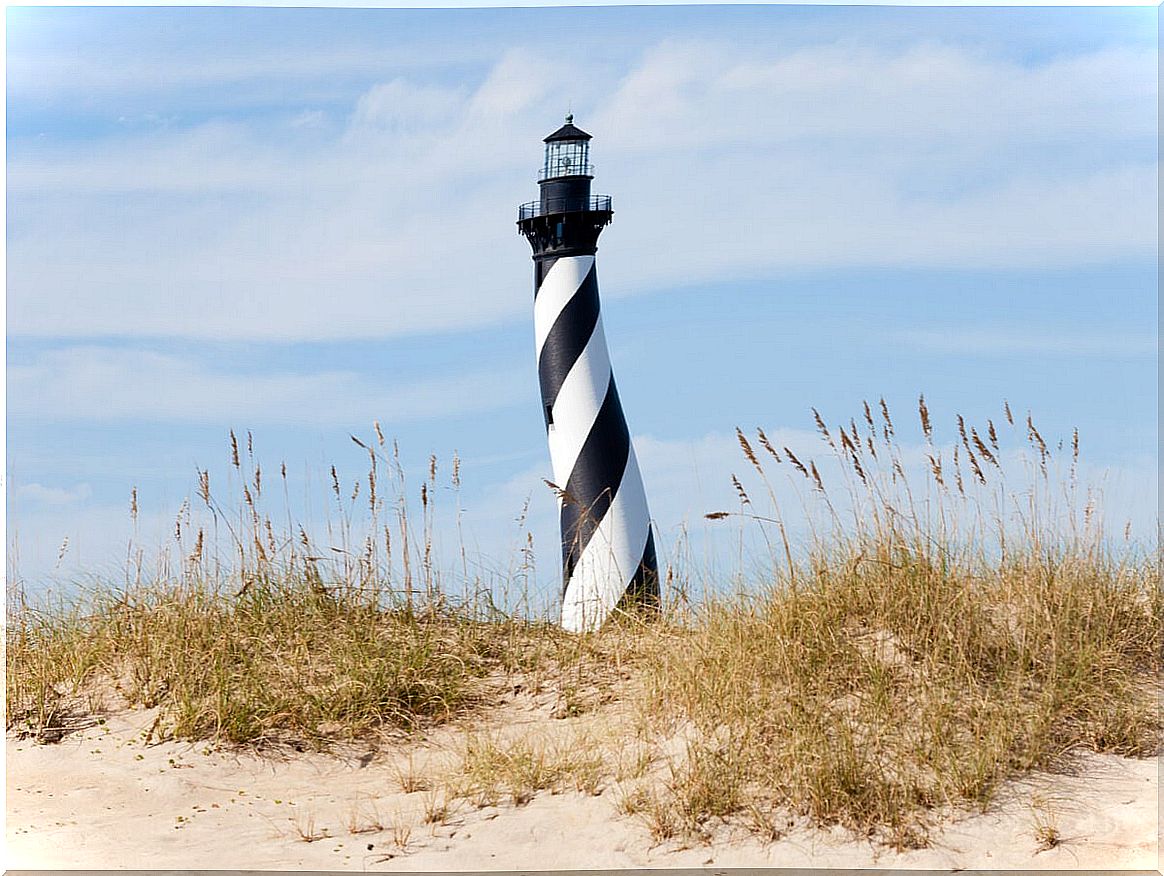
534, 254, 657, 632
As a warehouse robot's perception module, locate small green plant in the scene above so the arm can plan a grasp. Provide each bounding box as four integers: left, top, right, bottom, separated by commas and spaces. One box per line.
292, 811, 328, 843
1030, 793, 1062, 852
389, 810, 412, 850
395, 755, 431, 793
615, 784, 651, 816
419, 788, 451, 827
345, 797, 385, 835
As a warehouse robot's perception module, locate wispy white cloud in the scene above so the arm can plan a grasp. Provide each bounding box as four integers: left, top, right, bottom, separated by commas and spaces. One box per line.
7, 347, 527, 425
349, 79, 468, 134
6, 40, 1155, 342
595, 42, 1156, 151
5, 43, 496, 99
13, 482, 94, 508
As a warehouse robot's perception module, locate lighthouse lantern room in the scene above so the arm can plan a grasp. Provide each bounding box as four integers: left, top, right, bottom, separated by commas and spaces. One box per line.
541, 116, 592, 180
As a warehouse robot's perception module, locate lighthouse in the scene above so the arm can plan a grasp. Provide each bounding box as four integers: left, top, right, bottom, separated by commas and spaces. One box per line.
517, 115, 658, 632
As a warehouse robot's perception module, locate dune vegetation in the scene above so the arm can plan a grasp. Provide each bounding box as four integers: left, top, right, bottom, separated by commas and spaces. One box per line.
7, 398, 1160, 848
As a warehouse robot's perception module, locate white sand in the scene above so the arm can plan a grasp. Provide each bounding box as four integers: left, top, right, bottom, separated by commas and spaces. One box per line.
6, 703, 1159, 871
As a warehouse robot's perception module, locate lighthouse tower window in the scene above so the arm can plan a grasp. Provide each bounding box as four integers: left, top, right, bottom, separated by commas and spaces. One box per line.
544, 139, 589, 179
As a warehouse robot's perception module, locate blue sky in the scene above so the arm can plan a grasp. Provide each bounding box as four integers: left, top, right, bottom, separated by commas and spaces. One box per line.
6, 5, 1158, 603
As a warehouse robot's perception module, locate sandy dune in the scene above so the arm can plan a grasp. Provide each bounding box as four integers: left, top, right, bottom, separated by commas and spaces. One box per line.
6, 701, 1159, 871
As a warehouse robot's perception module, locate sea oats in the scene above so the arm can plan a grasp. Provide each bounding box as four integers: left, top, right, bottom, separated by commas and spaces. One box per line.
966, 447, 986, 486
928, 452, 944, 487
731, 474, 751, 505
880, 397, 895, 438
784, 448, 810, 478
850, 451, 867, 485
736, 427, 761, 474
809, 461, 825, 493
756, 428, 781, 462
812, 408, 835, 448
971, 428, 998, 469
1027, 414, 1048, 469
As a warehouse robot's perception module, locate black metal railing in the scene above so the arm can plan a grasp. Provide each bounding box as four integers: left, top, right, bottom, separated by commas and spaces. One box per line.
518, 195, 612, 221
538, 162, 595, 181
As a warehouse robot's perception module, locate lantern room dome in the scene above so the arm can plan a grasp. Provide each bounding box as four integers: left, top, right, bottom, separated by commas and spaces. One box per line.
544, 114, 592, 143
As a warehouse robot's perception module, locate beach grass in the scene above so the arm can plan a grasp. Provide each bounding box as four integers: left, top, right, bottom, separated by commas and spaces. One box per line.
633, 542, 1159, 847
6, 399, 1160, 847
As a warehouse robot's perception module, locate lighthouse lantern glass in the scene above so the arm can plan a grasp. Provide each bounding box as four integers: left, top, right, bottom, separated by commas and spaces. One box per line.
545, 138, 589, 178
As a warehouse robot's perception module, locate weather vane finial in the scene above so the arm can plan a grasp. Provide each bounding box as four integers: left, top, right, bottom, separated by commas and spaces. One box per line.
566, 111, 573, 124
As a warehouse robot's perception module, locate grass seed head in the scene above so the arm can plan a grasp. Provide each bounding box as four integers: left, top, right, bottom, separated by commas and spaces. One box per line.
736, 427, 762, 473
731, 474, 751, 505
810, 461, 825, 493
918, 395, 932, 441
879, 397, 894, 437
756, 428, 781, 462
785, 448, 809, 478
812, 408, 835, 448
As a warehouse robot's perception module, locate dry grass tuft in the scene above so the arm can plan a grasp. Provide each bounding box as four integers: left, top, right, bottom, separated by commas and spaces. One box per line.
1029, 793, 1062, 852
452, 731, 608, 807
635, 547, 1159, 847
639, 398, 1161, 847
292, 811, 330, 843
6, 581, 541, 745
